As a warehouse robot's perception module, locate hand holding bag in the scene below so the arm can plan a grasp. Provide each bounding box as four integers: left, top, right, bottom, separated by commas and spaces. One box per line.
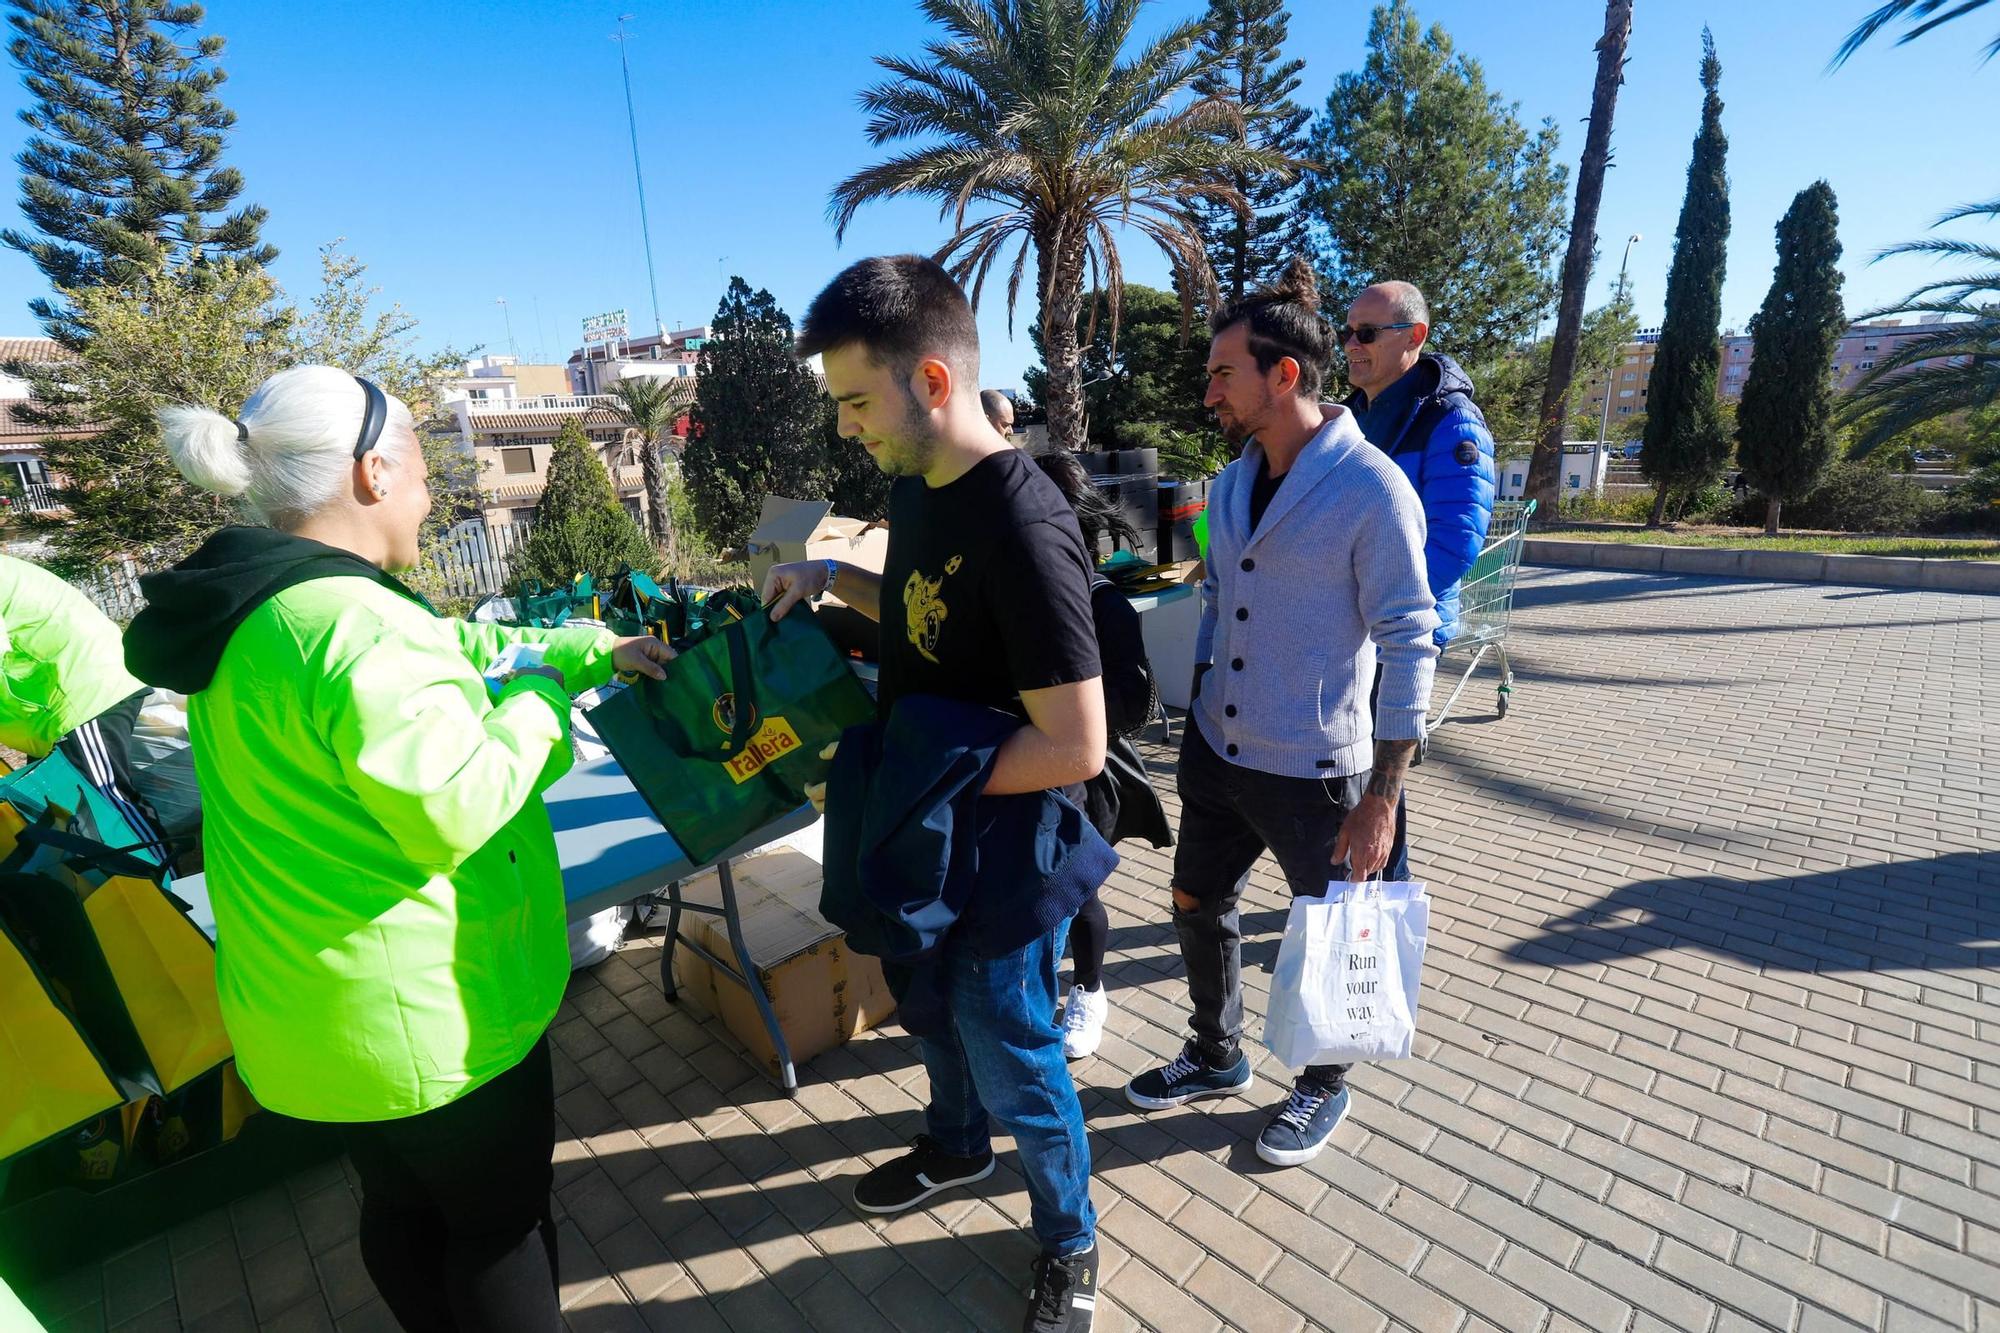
585, 601, 874, 864
1262, 879, 1431, 1068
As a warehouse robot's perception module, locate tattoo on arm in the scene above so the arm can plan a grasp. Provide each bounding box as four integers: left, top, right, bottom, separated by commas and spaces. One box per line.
1366, 739, 1419, 802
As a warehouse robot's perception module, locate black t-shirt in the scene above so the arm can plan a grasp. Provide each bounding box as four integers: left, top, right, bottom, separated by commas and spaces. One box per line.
877, 448, 1102, 718
1249, 459, 1288, 531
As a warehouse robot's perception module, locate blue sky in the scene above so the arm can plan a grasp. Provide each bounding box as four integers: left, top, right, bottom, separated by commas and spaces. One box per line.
0, 0, 1992, 393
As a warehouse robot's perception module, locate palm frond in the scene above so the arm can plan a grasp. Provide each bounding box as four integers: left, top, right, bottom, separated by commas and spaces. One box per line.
1832, 0, 2000, 66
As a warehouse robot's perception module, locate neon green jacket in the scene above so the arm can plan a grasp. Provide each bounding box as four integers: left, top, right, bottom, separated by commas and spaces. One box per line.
167, 572, 613, 1121
0, 553, 145, 758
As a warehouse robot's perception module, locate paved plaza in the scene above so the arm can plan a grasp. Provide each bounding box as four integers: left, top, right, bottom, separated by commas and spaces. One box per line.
21, 566, 2000, 1333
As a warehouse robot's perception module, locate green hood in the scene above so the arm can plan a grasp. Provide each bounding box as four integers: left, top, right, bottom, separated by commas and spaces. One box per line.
125, 526, 420, 694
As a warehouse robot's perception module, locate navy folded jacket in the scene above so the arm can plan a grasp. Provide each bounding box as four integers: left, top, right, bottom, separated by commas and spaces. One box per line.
819, 694, 1119, 1035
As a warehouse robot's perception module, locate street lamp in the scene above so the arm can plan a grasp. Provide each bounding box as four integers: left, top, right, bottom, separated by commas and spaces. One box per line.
1596, 233, 1642, 457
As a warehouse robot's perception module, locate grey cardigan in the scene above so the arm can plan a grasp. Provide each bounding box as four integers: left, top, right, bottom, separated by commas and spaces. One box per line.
1192, 406, 1440, 778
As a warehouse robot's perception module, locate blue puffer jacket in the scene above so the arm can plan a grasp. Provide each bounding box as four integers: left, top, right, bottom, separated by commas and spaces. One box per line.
1345, 354, 1498, 646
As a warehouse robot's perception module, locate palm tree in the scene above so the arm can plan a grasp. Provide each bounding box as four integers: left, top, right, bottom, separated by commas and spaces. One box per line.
1841, 201, 2000, 454
1834, 1, 1999, 450
609, 375, 679, 566
828, 0, 1290, 452
1833, 0, 1999, 66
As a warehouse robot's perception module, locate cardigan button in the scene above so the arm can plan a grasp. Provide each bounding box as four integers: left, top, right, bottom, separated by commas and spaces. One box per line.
1240, 558, 1255, 572
1231, 658, 1244, 671
1235, 607, 1248, 621
1226, 743, 1239, 757
1225, 705, 1238, 717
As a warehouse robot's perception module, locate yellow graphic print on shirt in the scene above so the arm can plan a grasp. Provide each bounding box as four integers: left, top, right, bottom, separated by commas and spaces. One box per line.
903, 555, 963, 664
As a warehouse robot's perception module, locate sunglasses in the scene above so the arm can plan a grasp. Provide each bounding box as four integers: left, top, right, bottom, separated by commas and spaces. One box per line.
1339, 322, 1415, 346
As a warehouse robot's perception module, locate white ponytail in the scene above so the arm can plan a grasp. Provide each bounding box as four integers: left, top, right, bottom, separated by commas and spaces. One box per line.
157, 365, 416, 528
158, 405, 253, 497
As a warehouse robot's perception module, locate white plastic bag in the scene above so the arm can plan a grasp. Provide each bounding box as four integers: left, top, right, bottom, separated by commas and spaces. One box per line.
1262, 880, 1430, 1067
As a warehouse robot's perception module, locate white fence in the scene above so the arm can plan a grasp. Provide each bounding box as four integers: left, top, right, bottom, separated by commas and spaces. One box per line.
67, 519, 540, 621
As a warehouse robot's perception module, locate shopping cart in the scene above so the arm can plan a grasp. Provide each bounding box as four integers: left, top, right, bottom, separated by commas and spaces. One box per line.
1426, 499, 1535, 732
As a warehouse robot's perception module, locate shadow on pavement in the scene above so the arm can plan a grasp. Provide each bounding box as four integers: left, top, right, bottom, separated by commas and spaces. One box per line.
1503, 849, 1999, 975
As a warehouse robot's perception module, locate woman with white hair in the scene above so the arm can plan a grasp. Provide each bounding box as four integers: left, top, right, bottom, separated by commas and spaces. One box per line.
124, 365, 674, 1331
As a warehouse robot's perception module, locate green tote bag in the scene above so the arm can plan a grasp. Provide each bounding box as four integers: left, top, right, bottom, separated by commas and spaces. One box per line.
584, 602, 874, 864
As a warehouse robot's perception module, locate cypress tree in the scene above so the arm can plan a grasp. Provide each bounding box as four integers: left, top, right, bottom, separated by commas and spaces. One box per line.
1736, 182, 1845, 535
513, 419, 656, 590
1640, 30, 1732, 526
1191, 0, 1310, 307
2, 0, 274, 341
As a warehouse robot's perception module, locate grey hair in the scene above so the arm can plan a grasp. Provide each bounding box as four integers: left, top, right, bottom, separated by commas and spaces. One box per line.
158, 365, 417, 529
1373, 280, 1430, 326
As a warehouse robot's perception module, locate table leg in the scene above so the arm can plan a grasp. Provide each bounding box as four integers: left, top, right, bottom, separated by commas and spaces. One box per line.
659, 878, 683, 1001
716, 859, 797, 1095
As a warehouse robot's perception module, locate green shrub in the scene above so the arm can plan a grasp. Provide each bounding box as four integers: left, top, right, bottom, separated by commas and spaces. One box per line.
1113, 421, 1233, 480
1781, 461, 1937, 533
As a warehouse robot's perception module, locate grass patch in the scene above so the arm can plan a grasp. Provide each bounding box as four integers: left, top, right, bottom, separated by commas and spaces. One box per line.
1539, 527, 2000, 561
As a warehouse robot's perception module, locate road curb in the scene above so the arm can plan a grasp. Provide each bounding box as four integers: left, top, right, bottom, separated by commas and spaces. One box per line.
1523, 538, 2000, 595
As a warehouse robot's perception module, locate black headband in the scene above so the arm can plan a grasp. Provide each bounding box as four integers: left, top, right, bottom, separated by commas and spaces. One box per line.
352, 376, 388, 460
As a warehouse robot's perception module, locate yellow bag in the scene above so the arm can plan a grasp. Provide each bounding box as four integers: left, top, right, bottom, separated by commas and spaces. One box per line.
0, 920, 123, 1162
82, 875, 229, 1093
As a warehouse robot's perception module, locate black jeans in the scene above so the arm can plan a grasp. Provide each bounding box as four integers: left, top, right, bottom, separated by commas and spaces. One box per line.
339, 1038, 561, 1332
1171, 725, 1407, 1092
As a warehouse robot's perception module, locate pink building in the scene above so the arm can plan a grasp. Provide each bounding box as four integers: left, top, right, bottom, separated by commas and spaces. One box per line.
1719, 318, 1960, 400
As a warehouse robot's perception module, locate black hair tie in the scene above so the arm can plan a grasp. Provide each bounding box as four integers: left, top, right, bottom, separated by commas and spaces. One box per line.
234, 419, 249, 444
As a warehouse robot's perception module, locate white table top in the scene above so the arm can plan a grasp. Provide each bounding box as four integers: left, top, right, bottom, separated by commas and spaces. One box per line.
173, 756, 818, 935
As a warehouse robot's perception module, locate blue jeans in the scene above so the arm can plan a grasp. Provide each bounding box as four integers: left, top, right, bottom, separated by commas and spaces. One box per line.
920, 922, 1096, 1257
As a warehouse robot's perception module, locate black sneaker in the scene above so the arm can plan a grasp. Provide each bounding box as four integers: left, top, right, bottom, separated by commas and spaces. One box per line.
1255, 1083, 1351, 1167
853, 1134, 995, 1215
1124, 1044, 1252, 1111
1023, 1245, 1097, 1333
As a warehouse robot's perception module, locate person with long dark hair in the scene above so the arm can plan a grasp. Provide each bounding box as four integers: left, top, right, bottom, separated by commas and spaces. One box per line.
1031, 448, 1171, 1059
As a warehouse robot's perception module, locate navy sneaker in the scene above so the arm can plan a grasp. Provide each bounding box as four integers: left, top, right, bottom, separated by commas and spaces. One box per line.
1124, 1044, 1252, 1111
1255, 1083, 1351, 1166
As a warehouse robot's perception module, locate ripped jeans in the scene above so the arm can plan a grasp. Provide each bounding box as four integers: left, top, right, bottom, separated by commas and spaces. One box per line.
1170, 722, 1407, 1091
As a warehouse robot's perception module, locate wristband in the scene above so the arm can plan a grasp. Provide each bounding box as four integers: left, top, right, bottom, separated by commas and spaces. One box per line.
823, 558, 839, 595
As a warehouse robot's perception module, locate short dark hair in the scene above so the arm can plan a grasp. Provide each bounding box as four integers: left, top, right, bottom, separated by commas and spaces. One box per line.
798, 255, 981, 383
1210, 257, 1333, 399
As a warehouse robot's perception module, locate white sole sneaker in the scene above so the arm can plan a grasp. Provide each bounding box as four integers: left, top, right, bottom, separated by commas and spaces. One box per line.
852, 1155, 996, 1215
1122, 1065, 1252, 1111
1254, 1136, 1327, 1167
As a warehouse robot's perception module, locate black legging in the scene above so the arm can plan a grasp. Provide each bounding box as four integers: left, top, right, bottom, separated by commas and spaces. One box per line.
1070, 887, 1109, 992
339, 1038, 561, 1332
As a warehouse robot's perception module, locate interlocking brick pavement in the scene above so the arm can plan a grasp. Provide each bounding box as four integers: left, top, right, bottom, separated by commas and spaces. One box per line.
22, 569, 1999, 1332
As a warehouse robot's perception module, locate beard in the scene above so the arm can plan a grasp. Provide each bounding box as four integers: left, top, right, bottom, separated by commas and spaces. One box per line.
1215, 383, 1275, 446
865, 394, 943, 477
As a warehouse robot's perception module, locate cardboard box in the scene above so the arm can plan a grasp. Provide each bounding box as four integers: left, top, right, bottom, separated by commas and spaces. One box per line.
744, 497, 890, 590
670, 849, 898, 1080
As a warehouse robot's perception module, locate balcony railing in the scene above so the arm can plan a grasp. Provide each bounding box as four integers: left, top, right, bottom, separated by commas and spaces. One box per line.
463, 394, 620, 415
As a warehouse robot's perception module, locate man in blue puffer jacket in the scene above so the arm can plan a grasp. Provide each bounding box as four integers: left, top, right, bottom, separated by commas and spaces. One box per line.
1339, 281, 1498, 648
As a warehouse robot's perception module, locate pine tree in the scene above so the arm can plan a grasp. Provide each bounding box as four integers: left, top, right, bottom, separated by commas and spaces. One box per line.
2, 0, 275, 341
1640, 30, 1733, 526
1191, 0, 1310, 307
513, 419, 656, 591
682, 277, 830, 549
1305, 1, 1568, 369
1736, 182, 1845, 535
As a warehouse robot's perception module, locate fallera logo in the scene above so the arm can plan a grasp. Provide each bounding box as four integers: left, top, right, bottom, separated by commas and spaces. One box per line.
723, 716, 803, 784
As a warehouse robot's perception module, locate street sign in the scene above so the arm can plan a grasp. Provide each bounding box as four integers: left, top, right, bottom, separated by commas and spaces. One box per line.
583, 310, 629, 344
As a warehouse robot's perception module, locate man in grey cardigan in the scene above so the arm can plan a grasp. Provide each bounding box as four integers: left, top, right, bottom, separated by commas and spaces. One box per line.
1125, 261, 1439, 1167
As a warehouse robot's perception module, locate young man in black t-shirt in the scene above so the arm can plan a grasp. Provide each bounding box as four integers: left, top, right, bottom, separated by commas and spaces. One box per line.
764, 256, 1107, 1333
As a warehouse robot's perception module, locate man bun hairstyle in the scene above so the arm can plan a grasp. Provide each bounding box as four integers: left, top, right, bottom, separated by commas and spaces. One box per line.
1211, 256, 1334, 399
798, 255, 981, 388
